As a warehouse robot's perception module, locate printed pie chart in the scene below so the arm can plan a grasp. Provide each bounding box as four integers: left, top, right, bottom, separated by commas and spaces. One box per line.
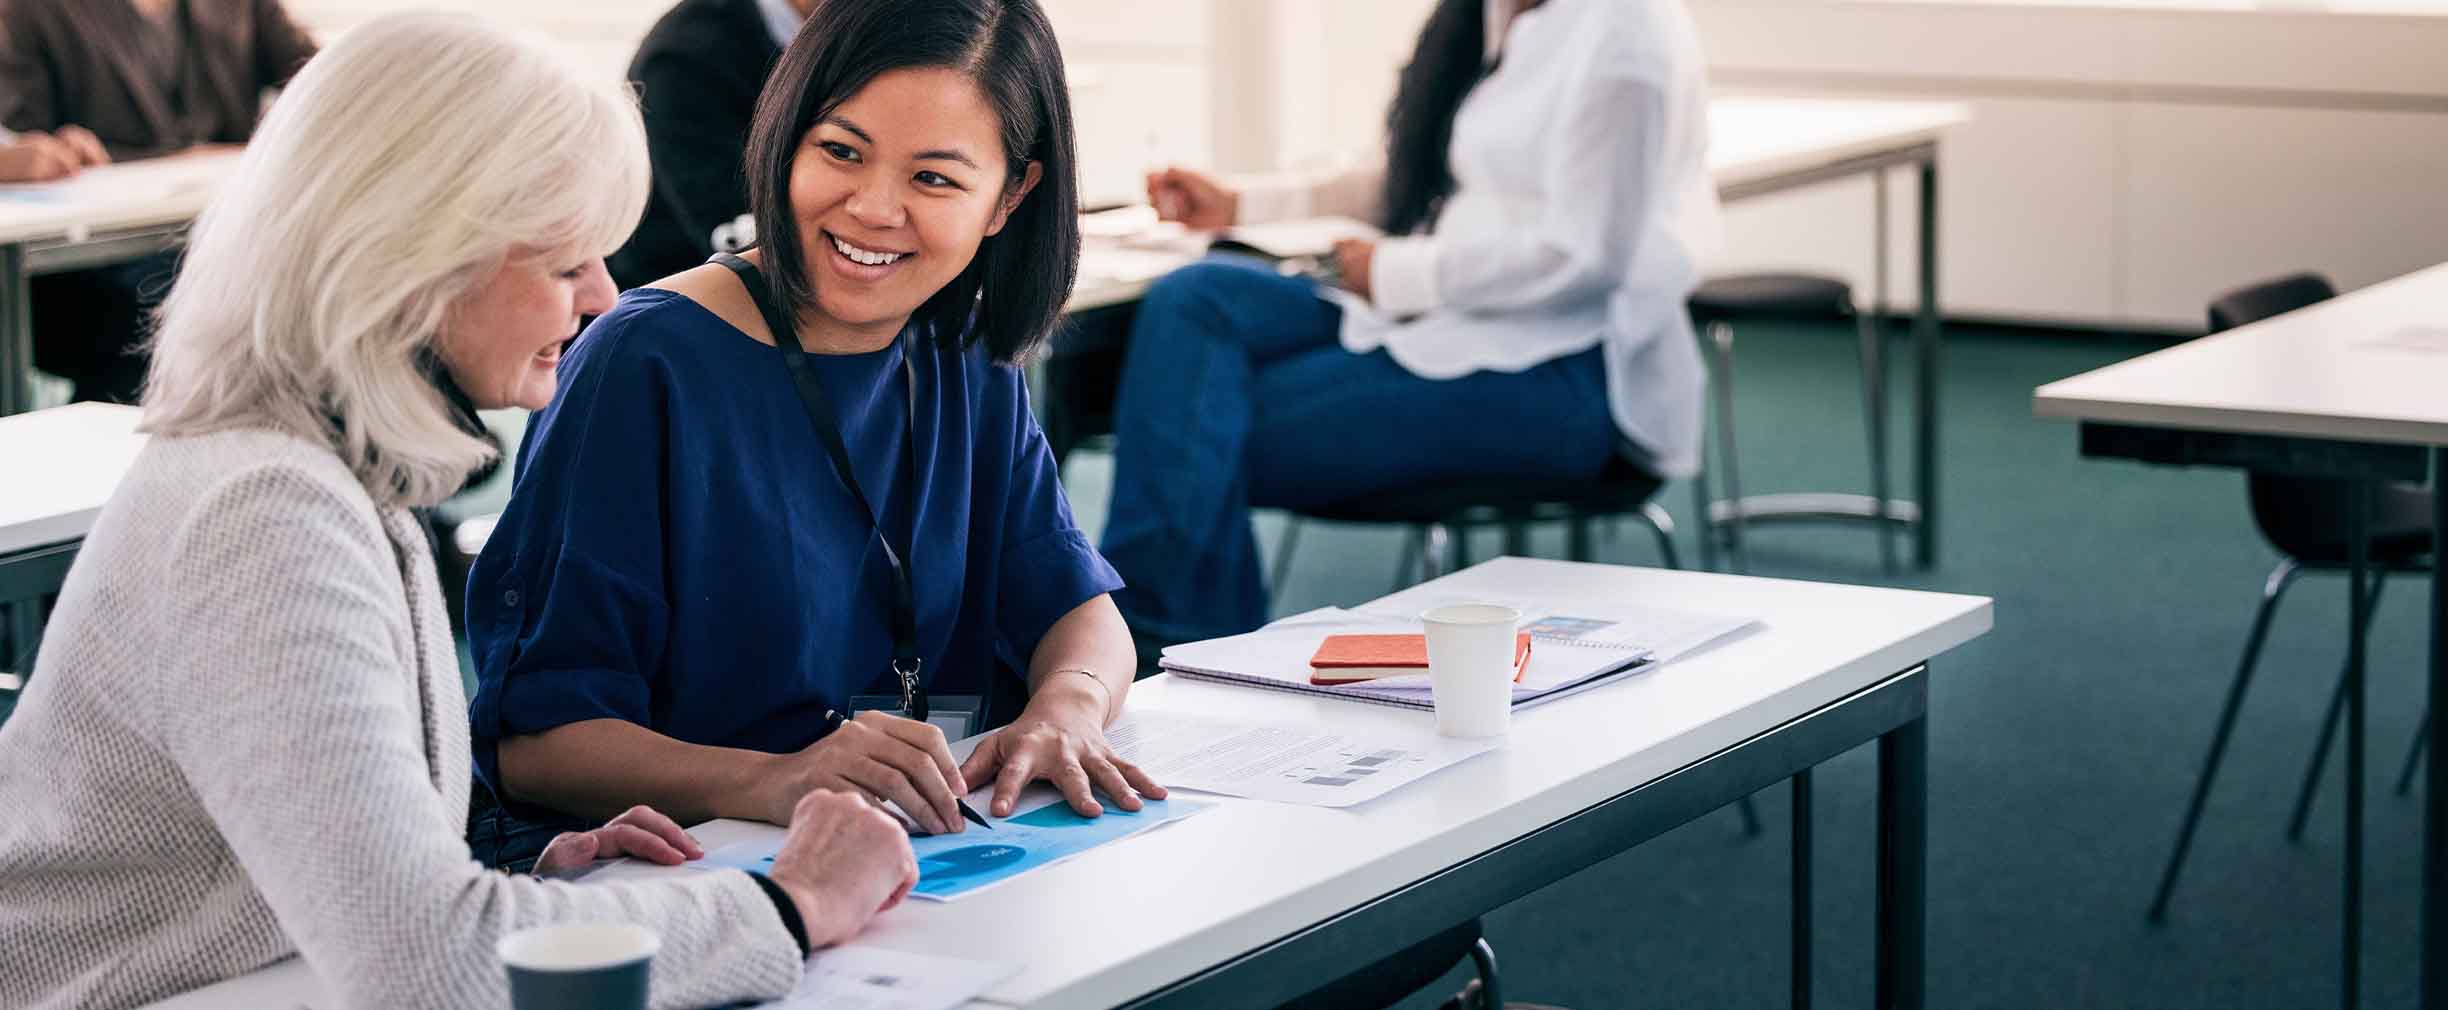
918, 844, 1028, 882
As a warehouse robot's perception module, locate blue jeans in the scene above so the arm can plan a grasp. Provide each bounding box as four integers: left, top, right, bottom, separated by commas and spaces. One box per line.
1100, 258, 1621, 647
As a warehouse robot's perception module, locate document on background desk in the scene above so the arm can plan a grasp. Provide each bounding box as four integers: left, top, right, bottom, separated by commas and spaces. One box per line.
751, 945, 1016, 1010
1107, 708, 1499, 808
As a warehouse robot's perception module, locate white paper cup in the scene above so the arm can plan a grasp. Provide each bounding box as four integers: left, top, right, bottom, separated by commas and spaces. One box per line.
1421, 604, 1521, 738
498, 923, 659, 1010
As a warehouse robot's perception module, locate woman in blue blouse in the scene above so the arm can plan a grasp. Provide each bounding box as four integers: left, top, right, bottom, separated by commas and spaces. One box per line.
467, 0, 1161, 857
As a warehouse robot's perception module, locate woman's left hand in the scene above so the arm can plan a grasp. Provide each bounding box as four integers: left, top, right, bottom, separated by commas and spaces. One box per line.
1331, 238, 1377, 302
532, 804, 706, 877
958, 686, 1168, 818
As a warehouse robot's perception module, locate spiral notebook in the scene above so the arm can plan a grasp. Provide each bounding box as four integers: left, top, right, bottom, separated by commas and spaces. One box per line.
1158, 600, 1754, 712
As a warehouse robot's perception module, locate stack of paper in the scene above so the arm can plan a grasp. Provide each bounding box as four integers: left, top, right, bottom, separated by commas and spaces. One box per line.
1158, 599, 1753, 712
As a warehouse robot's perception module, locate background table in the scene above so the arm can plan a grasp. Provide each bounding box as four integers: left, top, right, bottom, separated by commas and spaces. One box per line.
1054, 96, 1969, 567
0, 152, 239, 416
152, 558, 1991, 1009
2034, 261, 2448, 1010
0, 403, 145, 699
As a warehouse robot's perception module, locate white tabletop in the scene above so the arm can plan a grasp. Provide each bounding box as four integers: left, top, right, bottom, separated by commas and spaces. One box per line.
2033, 261, 2448, 446
0, 403, 145, 557
656, 559, 1988, 1008
1705, 96, 1967, 193
0, 151, 239, 248
147, 559, 1987, 1010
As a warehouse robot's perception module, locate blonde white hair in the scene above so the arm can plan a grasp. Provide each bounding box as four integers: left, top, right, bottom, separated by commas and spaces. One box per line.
142, 12, 649, 508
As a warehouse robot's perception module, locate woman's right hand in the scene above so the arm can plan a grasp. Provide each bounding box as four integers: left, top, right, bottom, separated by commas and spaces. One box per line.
1145, 166, 1238, 230
761, 711, 968, 834
765, 791, 919, 948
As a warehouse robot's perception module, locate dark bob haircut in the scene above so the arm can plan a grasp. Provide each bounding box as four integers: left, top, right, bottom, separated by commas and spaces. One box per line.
744, 0, 1079, 364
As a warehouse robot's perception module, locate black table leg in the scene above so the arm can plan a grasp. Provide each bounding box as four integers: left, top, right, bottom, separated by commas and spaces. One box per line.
2345, 482, 2369, 1010
2426, 447, 2445, 1010
1878, 713, 1927, 1010
1794, 768, 1814, 1010
1912, 160, 1940, 570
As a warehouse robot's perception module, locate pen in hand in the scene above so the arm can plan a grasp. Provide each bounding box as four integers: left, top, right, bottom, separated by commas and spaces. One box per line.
823, 708, 994, 833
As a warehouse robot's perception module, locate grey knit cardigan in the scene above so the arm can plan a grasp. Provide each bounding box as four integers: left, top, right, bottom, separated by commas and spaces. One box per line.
0, 429, 801, 1009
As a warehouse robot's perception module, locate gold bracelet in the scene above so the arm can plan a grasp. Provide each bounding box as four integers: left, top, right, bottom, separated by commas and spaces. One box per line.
1047, 667, 1112, 715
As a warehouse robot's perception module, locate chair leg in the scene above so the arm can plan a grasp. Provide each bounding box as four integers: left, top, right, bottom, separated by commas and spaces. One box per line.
1692, 464, 1717, 572
1423, 524, 1453, 582
1502, 520, 1531, 559
1445, 523, 1471, 575
2398, 709, 2430, 797
1643, 502, 1682, 571
1268, 517, 1304, 608
1393, 527, 1423, 593
2148, 559, 2303, 922
1568, 517, 1594, 563
1466, 936, 1501, 1010
2287, 570, 2389, 841
1855, 306, 1897, 574
1708, 321, 1749, 573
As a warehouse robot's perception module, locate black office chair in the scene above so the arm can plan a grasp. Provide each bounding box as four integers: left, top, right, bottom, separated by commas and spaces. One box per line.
1690, 272, 1913, 573
2146, 272, 2435, 922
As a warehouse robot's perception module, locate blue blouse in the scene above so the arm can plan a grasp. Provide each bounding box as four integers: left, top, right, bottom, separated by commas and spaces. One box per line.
465, 287, 1121, 798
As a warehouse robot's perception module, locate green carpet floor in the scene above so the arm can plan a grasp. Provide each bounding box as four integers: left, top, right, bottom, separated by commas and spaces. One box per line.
1053, 320, 2434, 1009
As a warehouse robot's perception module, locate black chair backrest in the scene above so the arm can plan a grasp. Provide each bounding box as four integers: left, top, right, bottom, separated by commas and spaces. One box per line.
2216, 274, 2431, 562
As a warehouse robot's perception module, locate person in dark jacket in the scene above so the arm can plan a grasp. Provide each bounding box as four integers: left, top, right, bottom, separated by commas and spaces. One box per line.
608, 0, 811, 289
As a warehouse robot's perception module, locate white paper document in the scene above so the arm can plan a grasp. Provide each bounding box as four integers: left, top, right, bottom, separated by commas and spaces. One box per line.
752, 945, 1017, 1010
1106, 708, 1500, 808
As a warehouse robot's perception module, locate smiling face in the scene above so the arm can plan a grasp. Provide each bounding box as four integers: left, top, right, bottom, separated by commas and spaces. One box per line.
787, 66, 1040, 351
435, 251, 617, 410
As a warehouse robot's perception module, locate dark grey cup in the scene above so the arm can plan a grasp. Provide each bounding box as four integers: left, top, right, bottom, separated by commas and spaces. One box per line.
498, 924, 658, 1010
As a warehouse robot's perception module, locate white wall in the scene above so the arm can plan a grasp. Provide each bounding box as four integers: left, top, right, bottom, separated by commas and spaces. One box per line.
277, 0, 1226, 206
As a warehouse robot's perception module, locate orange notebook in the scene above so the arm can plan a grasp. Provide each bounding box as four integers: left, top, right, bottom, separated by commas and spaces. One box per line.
1308, 633, 1532, 685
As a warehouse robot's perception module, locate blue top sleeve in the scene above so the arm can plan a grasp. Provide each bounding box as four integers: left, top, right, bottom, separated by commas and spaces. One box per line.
991, 377, 1123, 668
463, 314, 671, 794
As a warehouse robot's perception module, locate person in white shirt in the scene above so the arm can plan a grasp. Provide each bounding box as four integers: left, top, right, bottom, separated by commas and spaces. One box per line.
1102, 0, 1717, 650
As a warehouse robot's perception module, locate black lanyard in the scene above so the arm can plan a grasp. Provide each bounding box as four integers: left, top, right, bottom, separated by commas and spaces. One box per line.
713, 253, 929, 720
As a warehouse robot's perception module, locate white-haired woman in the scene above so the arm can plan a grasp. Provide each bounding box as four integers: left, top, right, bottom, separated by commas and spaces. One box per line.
0, 14, 917, 1010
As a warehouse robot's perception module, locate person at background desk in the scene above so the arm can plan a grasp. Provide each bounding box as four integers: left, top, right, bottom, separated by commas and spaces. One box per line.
0, 16, 916, 1009
1103, 0, 1718, 652
609, 0, 812, 288
0, 0, 317, 403
468, 0, 1163, 869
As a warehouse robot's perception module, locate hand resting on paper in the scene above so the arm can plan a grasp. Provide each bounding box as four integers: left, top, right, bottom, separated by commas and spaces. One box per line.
958, 678, 1168, 819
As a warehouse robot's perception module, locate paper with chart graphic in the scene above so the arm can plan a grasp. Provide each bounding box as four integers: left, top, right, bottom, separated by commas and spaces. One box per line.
1106, 708, 1501, 808
749, 944, 1017, 1010
701, 792, 1213, 902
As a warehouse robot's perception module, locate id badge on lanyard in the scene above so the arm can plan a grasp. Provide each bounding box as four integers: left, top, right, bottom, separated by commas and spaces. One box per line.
848, 693, 983, 741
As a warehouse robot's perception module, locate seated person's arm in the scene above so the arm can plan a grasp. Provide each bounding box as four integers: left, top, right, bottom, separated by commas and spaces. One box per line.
958, 385, 1167, 818
1359, 73, 1674, 318
1147, 160, 1387, 230
157, 468, 823, 1009
251, 0, 320, 87
632, 46, 761, 263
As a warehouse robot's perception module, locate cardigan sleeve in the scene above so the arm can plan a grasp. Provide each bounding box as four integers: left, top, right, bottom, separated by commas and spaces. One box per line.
149, 461, 802, 1010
